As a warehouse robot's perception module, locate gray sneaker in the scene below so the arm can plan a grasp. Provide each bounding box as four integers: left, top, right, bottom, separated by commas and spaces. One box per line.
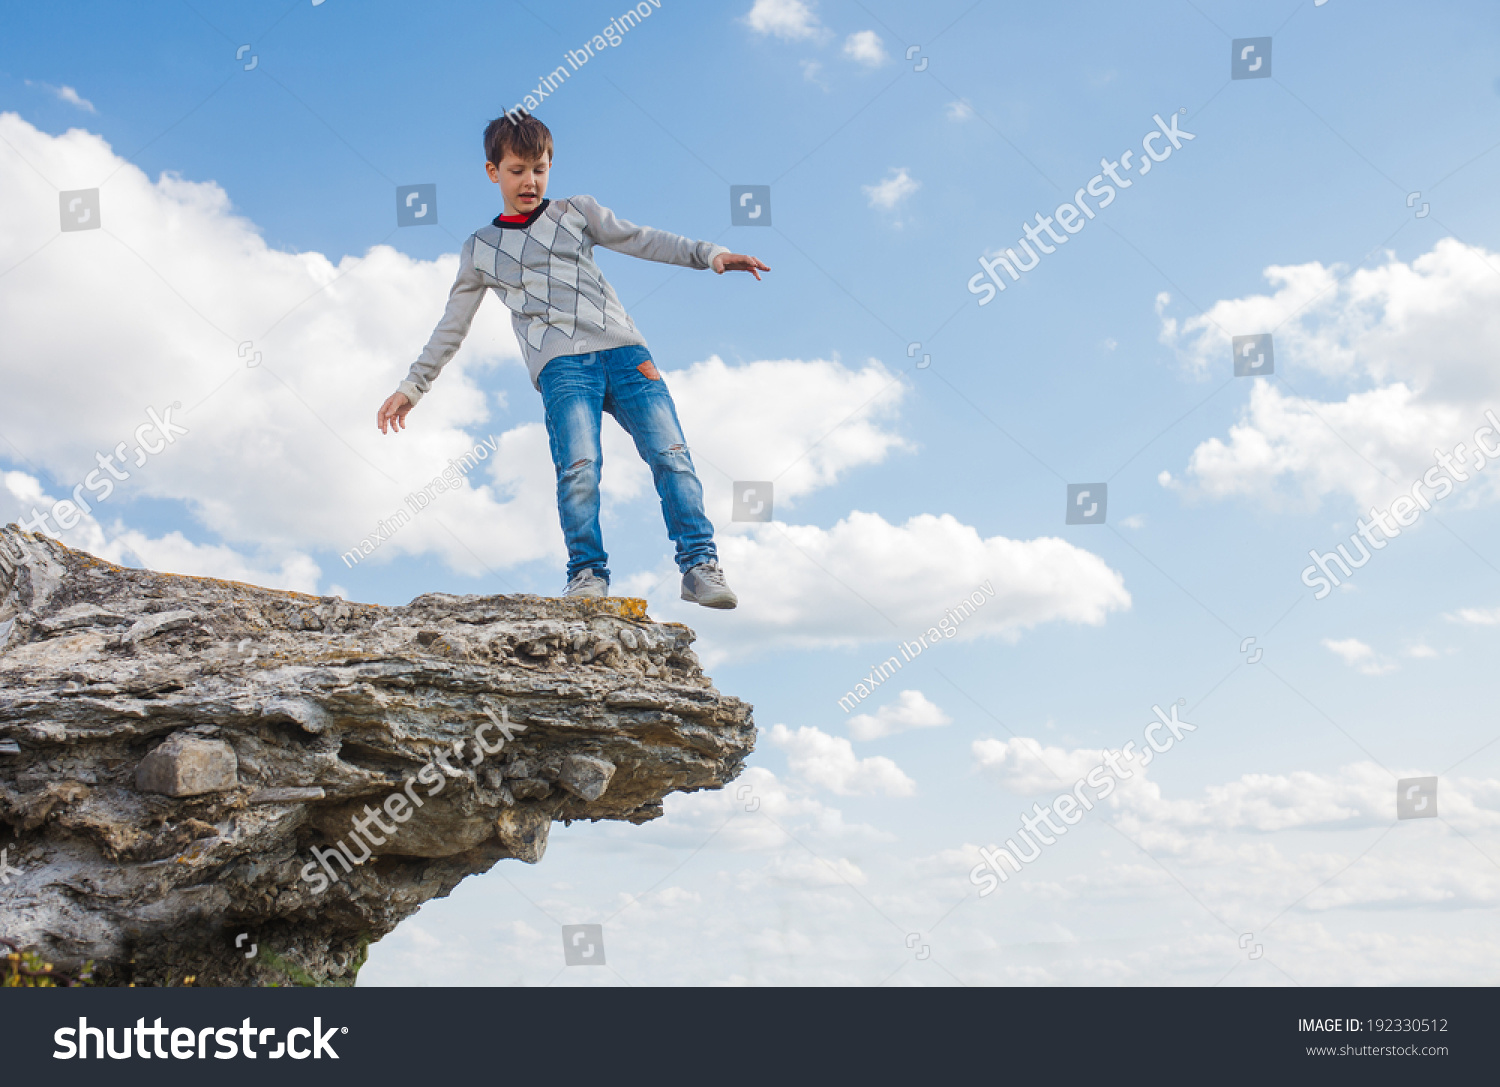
681, 561, 737, 609
564, 569, 609, 599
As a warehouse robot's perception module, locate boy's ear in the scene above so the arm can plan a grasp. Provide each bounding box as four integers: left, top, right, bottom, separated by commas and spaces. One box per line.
485, 161, 501, 183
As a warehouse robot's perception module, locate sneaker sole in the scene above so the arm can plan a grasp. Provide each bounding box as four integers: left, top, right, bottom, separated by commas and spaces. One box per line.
682, 590, 737, 609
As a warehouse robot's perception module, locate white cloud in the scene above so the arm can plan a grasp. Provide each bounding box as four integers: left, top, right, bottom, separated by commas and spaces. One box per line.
26, 81, 95, 112
974, 736, 1140, 798
361, 750, 1500, 986
1322, 637, 1397, 675
945, 99, 974, 121
848, 689, 950, 741
761, 852, 869, 887
2, 470, 321, 593
862, 168, 920, 212
665, 356, 911, 507
842, 30, 887, 67
1404, 644, 1439, 659
975, 736, 1500, 837
1447, 605, 1500, 625
1159, 240, 1500, 513
1115, 761, 1500, 838
626, 510, 1130, 657
643, 766, 893, 854
769, 724, 916, 796
742, 0, 823, 40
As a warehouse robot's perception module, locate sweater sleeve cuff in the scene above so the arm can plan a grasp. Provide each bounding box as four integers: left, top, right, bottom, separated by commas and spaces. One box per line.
397, 381, 424, 407
703, 243, 731, 270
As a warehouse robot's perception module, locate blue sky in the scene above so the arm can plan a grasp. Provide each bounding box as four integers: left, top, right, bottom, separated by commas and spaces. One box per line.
4, 0, 1500, 984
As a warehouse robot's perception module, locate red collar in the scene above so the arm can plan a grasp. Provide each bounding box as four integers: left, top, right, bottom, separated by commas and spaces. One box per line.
492, 199, 551, 229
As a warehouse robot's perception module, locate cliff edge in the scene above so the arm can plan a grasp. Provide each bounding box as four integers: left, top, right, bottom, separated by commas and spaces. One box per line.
0, 526, 753, 985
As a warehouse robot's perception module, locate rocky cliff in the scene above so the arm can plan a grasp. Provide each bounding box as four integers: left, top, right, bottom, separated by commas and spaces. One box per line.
0, 526, 753, 985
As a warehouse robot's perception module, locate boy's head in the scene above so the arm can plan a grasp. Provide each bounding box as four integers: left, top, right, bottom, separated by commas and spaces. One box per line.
483, 112, 552, 217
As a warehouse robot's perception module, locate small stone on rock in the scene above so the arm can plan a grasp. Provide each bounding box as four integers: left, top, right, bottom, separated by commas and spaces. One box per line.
135, 734, 239, 797
558, 754, 616, 801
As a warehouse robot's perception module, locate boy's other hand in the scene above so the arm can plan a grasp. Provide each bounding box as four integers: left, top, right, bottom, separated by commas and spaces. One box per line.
378, 392, 413, 434
713, 253, 770, 280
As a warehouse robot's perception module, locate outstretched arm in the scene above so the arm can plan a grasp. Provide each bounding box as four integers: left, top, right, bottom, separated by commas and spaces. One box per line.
378, 235, 485, 434
571, 194, 733, 271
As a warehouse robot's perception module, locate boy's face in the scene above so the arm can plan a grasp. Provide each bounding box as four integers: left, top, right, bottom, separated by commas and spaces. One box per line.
485, 150, 550, 216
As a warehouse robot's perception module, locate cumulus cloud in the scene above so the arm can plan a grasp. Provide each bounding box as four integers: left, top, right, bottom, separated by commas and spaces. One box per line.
760, 852, 869, 887
976, 737, 1500, 836
848, 689, 950, 741
1447, 605, 1500, 626
1322, 637, 1398, 675
973, 735, 1157, 802
842, 30, 887, 66
3, 470, 323, 594
1158, 240, 1500, 513
627, 511, 1130, 657
769, 724, 916, 796
862, 168, 920, 212
742, 0, 824, 41
665, 355, 911, 508
644, 765, 890, 853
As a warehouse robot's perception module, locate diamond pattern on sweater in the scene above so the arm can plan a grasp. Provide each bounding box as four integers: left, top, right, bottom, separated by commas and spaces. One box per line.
529, 210, 560, 252
498, 226, 527, 263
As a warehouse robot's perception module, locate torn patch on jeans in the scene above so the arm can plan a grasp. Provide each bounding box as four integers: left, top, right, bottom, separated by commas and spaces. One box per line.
637, 358, 661, 381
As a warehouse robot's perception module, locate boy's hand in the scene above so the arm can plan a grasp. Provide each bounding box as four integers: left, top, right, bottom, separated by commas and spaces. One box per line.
377, 392, 413, 434
712, 252, 770, 280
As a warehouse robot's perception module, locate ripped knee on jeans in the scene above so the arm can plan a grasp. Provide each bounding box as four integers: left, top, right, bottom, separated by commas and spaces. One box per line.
560, 455, 597, 480
652, 443, 694, 471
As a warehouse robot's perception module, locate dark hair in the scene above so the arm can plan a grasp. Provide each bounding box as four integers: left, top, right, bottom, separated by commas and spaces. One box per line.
483, 112, 553, 166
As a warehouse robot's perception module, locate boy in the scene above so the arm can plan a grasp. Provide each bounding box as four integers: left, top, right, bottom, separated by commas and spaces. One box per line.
377, 113, 768, 608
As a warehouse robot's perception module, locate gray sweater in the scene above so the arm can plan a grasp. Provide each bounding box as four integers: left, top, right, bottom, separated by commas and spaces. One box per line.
397, 195, 729, 403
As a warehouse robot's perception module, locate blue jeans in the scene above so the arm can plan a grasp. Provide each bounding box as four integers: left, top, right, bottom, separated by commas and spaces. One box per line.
538, 344, 718, 582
